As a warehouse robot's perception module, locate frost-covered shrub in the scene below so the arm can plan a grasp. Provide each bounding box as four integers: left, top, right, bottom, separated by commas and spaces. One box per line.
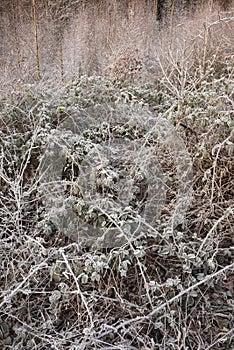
0, 59, 233, 350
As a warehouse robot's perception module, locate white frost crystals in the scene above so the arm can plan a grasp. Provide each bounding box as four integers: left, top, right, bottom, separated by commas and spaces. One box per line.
39, 104, 193, 247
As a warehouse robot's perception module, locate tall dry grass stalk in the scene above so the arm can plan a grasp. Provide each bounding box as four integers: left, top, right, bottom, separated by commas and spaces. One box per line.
11, 1, 22, 77
32, 0, 41, 79
153, 0, 158, 16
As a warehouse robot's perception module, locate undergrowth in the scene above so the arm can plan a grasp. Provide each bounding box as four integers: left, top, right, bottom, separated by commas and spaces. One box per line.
0, 5, 234, 350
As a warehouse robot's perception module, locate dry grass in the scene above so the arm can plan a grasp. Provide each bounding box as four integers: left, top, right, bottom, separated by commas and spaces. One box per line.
0, 1, 232, 83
